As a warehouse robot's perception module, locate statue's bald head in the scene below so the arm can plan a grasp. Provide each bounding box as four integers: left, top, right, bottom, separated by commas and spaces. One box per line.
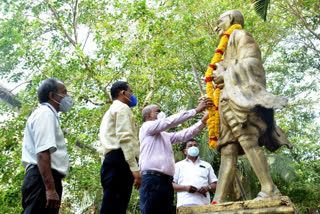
219, 10, 244, 27
142, 104, 159, 122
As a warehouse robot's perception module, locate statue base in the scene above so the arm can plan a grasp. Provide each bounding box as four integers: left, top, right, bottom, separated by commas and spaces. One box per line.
176, 196, 297, 214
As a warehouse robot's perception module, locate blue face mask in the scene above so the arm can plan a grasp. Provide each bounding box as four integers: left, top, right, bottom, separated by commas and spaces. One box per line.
123, 90, 137, 108
129, 94, 137, 108
187, 146, 199, 157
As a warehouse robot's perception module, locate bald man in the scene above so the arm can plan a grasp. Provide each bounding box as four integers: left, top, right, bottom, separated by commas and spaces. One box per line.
138, 98, 212, 214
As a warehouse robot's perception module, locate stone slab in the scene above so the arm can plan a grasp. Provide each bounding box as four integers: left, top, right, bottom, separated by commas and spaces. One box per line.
177, 196, 297, 214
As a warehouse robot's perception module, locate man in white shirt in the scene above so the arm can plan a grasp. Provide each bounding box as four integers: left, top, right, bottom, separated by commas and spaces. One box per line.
173, 139, 218, 207
98, 81, 141, 214
21, 78, 72, 214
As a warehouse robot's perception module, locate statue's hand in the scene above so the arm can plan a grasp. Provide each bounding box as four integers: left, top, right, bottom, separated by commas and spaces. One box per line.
212, 70, 224, 87
216, 83, 224, 89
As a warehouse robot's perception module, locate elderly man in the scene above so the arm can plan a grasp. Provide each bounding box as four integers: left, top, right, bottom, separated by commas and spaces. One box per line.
173, 138, 218, 207
98, 81, 141, 214
139, 98, 213, 214
210, 10, 292, 202
21, 78, 72, 214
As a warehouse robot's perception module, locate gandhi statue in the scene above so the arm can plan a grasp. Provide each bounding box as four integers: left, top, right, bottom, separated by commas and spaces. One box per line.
211, 10, 292, 202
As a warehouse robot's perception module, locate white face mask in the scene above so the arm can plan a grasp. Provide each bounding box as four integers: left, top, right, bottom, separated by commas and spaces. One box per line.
54, 94, 73, 112
187, 146, 199, 157
157, 112, 166, 120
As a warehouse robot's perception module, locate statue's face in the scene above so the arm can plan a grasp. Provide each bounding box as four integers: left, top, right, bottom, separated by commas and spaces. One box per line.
215, 14, 232, 38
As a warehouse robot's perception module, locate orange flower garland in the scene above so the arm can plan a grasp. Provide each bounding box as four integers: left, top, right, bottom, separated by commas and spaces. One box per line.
205, 24, 242, 149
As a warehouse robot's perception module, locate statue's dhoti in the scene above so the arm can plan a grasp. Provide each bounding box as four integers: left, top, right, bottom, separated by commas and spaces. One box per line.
216, 89, 291, 154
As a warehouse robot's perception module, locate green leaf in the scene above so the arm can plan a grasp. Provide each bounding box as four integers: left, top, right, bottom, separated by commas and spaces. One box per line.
252, 0, 270, 21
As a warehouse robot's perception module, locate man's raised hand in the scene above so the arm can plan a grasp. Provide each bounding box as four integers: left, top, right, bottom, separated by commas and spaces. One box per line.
195, 97, 213, 113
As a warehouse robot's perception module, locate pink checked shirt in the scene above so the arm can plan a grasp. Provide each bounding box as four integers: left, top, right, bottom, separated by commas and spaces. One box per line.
139, 109, 206, 176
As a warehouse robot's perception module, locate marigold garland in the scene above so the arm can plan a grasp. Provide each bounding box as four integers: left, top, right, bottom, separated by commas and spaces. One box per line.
205, 24, 242, 149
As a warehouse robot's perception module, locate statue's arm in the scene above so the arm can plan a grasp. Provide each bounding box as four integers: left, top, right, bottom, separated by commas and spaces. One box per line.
212, 64, 225, 88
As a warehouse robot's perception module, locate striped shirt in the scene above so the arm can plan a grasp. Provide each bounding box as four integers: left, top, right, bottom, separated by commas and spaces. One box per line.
139, 109, 206, 176
99, 100, 139, 171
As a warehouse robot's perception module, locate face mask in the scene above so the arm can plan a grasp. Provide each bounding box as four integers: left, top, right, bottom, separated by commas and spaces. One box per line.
129, 94, 137, 108
187, 146, 199, 157
157, 112, 166, 120
54, 94, 73, 112
123, 91, 137, 108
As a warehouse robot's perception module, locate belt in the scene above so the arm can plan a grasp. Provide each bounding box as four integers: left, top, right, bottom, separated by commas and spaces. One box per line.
26, 164, 36, 172
25, 164, 65, 179
141, 170, 173, 181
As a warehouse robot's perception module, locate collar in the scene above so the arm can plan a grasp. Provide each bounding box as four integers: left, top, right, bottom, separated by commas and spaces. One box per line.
113, 99, 127, 106
41, 102, 60, 124
41, 102, 58, 114
185, 156, 201, 163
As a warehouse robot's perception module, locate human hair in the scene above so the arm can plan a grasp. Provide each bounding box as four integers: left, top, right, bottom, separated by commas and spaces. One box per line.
37, 78, 59, 103
110, 81, 129, 100
142, 107, 152, 122
182, 138, 198, 150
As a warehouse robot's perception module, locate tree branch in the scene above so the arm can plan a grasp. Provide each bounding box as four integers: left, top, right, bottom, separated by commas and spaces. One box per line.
45, 0, 76, 46
73, 0, 79, 43
272, 11, 319, 54
82, 30, 90, 51
203, 10, 216, 35
141, 69, 155, 108
63, 130, 97, 154
0, 84, 22, 111
9, 80, 31, 93
79, 95, 111, 106
45, 0, 112, 102
191, 62, 204, 97
284, 0, 320, 41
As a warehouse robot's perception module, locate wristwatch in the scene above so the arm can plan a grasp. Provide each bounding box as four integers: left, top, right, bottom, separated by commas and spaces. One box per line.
207, 185, 212, 191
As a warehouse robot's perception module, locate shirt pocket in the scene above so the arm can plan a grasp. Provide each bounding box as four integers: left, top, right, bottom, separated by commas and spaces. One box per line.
195, 167, 209, 180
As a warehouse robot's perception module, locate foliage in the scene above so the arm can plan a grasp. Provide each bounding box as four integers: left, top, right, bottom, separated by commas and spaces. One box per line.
0, 0, 319, 213
251, 0, 270, 21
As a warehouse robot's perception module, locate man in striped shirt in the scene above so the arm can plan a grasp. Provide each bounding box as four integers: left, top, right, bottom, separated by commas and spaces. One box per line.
139, 98, 213, 214
98, 81, 141, 214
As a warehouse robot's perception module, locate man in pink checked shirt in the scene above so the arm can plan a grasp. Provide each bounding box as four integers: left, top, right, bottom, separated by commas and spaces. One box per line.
139, 97, 213, 214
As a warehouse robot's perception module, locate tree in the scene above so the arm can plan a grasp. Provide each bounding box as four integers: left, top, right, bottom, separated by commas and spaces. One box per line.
0, 0, 319, 213
251, 0, 270, 21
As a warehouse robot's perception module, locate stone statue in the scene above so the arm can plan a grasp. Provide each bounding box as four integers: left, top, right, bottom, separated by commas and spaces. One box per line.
211, 10, 292, 203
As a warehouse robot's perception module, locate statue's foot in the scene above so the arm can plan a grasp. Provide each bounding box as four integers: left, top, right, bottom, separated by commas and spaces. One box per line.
254, 188, 282, 200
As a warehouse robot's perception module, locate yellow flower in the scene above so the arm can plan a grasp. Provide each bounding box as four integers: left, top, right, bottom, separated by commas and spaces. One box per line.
205, 24, 242, 149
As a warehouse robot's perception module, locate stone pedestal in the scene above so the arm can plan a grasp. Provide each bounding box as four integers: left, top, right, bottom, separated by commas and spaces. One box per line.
177, 196, 297, 214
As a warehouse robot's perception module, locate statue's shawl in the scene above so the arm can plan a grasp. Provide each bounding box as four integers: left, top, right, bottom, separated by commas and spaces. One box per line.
219, 29, 292, 152
223, 29, 287, 110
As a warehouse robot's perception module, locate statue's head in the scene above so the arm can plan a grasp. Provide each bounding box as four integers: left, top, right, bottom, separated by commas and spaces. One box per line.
215, 10, 244, 38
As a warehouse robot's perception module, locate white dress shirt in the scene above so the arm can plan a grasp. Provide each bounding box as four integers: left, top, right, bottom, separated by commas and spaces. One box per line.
22, 103, 69, 176
174, 157, 218, 207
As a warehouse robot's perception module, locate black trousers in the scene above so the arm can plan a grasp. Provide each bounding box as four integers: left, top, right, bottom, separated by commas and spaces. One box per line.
100, 149, 134, 214
21, 165, 63, 214
139, 174, 174, 214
